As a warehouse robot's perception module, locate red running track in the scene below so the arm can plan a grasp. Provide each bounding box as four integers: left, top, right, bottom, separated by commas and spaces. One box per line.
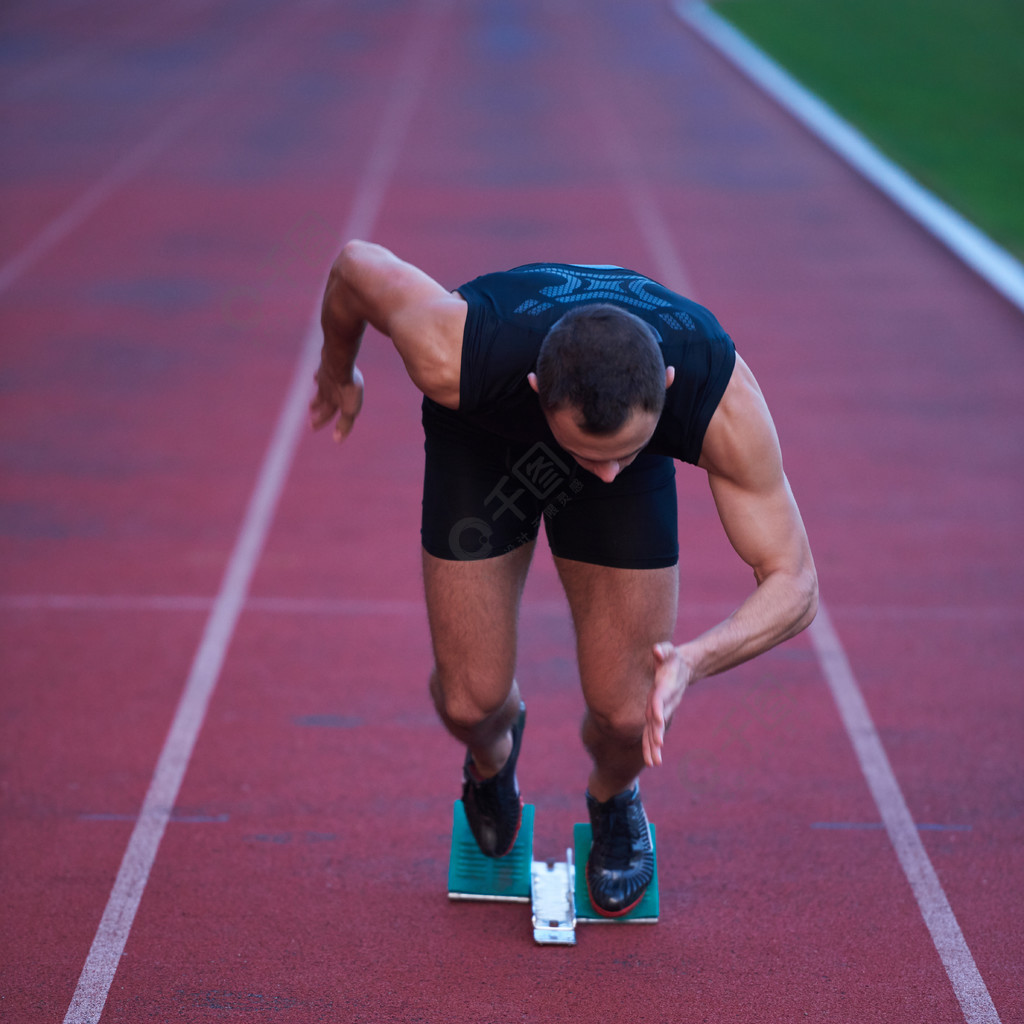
1, 1, 1021, 1022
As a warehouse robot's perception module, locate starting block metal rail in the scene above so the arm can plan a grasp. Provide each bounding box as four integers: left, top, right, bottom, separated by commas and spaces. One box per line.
447, 802, 659, 945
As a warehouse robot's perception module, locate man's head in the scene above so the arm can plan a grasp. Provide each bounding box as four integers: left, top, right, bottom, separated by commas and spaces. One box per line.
531, 304, 668, 433
527, 304, 675, 482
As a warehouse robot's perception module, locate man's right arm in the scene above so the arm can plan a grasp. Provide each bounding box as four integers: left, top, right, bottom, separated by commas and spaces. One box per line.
643, 354, 818, 766
310, 240, 466, 440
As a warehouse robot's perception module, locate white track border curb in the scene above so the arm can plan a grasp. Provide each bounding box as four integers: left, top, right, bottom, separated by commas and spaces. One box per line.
675, 1, 1024, 316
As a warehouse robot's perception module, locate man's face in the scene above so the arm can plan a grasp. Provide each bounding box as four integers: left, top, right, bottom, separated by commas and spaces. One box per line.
543, 403, 659, 483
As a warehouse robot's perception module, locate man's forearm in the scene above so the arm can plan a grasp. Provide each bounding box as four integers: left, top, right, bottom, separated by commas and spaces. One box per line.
680, 566, 818, 683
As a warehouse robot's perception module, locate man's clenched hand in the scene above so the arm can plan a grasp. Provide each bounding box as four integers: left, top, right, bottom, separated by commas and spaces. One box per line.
310, 363, 364, 442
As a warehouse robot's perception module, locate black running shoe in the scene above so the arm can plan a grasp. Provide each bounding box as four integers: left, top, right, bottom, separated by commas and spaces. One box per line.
585, 784, 655, 917
461, 702, 526, 858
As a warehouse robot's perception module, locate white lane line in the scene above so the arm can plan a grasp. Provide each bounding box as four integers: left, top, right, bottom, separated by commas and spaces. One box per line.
618, 12, 1001, 1019
809, 603, 1001, 1024
0, 0, 221, 100
60, 1, 451, 1021
0, 595, 446, 616
674, 1, 1024, 316
0, 595, 215, 612
572, 12, 696, 297
0, 103, 197, 296
597, 111, 697, 297
0, 594, 733, 618
0, 0, 317, 297
3, 593, 1020, 622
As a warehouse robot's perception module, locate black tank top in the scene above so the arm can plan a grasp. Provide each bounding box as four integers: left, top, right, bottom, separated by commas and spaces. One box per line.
454, 263, 736, 465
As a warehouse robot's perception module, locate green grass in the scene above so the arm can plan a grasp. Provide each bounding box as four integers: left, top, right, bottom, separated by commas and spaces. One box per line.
714, 0, 1024, 261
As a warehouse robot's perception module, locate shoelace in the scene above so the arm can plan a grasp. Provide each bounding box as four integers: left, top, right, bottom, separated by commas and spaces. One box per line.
467, 761, 517, 816
597, 805, 641, 865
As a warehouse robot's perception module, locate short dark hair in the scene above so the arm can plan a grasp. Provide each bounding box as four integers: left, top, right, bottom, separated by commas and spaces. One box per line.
534, 304, 666, 434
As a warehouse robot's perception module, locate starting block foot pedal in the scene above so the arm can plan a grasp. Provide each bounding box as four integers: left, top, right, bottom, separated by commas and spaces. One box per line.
448, 801, 534, 902
573, 822, 659, 924
530, 849, 576, 945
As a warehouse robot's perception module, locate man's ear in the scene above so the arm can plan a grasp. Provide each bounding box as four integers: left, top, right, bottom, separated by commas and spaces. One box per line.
665, 366, 675, 389
527, 372, 540, 393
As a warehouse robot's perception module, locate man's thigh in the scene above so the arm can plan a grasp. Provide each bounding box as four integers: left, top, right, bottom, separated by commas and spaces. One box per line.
554, 557, 679, 724
422, 543, 535, 711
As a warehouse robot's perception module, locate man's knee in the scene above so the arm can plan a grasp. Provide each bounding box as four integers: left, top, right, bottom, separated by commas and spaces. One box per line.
429, 666, 513, 732
582, 703, 646, 747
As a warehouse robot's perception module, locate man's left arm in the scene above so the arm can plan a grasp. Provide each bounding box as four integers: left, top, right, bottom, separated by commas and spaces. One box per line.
643, 353, 818, 766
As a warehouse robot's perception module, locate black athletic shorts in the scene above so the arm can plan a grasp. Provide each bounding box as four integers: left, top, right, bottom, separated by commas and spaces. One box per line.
421, 399, 679, 569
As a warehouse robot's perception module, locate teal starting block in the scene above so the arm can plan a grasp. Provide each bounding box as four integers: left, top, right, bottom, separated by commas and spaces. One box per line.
448, 801, 534, 902
573, 822, 659, 924
447, 801, 659, 943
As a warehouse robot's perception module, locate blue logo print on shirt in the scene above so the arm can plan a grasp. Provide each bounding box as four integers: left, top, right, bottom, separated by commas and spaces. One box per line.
512, 266, 695, 332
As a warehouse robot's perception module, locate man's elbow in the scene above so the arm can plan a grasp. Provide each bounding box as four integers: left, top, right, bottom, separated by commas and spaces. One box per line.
329, 240, 373, 292
335, 238, 379, 266
794, 564, 819, 634
323, 240, 381, 324
768, 559, 817, 637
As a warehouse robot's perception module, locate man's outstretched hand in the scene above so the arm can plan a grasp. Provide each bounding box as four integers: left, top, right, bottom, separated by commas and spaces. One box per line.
643, 641, 695, 767
310, 363, 364, 442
